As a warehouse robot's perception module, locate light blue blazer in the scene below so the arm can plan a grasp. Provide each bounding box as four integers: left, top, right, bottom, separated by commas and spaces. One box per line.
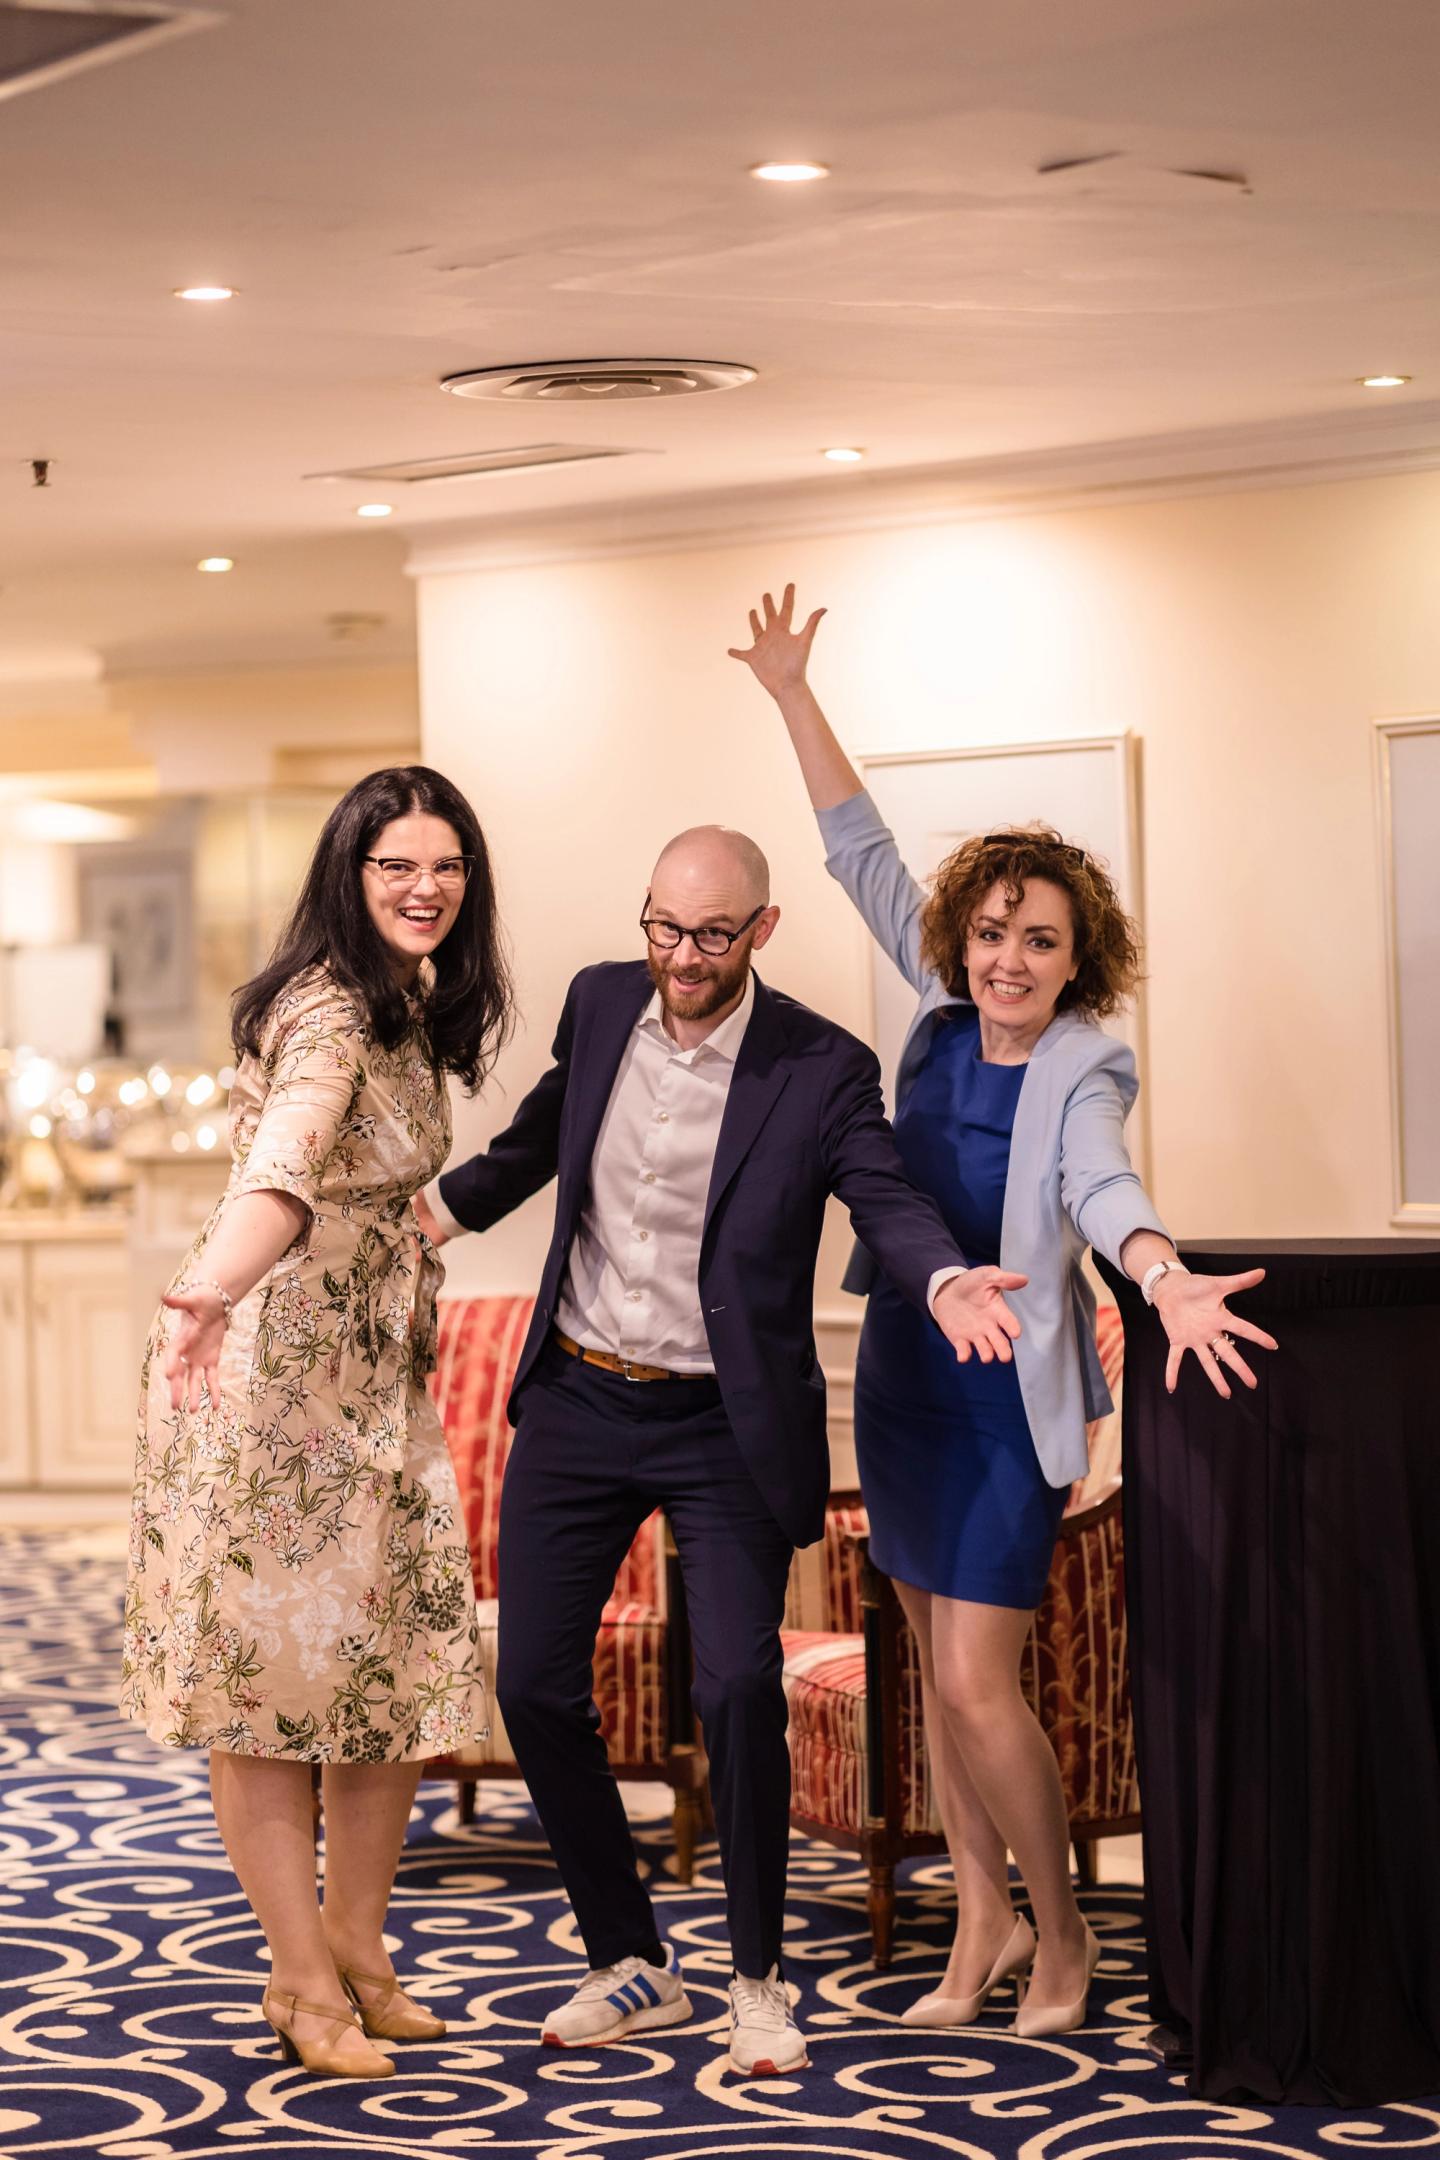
817, 789, 1170, 1489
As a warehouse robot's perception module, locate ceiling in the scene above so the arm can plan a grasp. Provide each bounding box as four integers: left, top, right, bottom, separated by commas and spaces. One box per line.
3, 0, 1440, 681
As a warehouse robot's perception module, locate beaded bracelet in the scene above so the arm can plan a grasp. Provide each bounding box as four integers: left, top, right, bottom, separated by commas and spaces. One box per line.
183, 1278, 234, 1324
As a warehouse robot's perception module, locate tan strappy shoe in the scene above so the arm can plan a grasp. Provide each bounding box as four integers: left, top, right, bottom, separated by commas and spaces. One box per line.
336, 1962, 447, 2042
262, 1984, 397, 2077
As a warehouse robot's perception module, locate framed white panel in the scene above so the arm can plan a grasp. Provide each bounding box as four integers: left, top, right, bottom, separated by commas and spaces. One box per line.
858, 736, 1146, 1150
1375, 717, 1440, 1224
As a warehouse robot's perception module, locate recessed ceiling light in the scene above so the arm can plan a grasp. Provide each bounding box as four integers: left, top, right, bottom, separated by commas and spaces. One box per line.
174, 285, 237, 302
823, 446, 865, 463
356, 502, 393, 518
196, 556, 233, 573
1359, 373, 1411, 389
750, 161, 829, 183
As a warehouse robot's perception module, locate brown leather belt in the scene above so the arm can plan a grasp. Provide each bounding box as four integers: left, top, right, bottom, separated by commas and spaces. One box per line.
553, 1329, 677, 1383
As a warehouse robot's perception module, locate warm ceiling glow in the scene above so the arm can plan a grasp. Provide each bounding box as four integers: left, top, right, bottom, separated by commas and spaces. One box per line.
356, 502, 394, 518
1360, 373, 1411, 388
174, 285, 237, 302
196, 556, 234, 573
823, 446, 865, 462
750, 161, 829, 183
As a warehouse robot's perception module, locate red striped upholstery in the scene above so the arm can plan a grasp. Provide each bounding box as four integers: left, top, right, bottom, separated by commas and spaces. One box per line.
783, 1626, 934, 1838
784, 1304, 1136, 1841
429, 1295, 667, 1768
431, 1296, 660, 1609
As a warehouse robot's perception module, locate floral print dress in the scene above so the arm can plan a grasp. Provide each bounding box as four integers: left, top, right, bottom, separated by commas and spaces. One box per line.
120, 966, 484, 1762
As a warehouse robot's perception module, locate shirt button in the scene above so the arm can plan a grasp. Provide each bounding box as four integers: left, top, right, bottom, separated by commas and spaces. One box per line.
626, 1290, 642, 1303
642, 1171, 656, 1184
636, 1229, 650, 1241
656, 1110, 669, 1123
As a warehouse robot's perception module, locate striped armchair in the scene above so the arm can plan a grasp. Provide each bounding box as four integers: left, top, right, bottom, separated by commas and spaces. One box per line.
781, 1303, 1136, 1964
423, 1294, 708, 1877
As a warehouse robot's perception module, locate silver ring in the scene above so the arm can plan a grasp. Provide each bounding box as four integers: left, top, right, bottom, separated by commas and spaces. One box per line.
1208, 1334, 1231, 1355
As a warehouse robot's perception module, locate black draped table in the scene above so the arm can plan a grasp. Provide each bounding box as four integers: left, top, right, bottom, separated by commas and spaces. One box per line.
1096, 1239, 1440, 2107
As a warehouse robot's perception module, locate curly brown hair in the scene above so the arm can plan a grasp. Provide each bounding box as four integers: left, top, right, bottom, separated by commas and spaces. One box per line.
919, 825, 1142, 1020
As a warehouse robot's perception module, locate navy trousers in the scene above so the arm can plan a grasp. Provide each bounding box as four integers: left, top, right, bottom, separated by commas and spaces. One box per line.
496, 1338, 795, 1978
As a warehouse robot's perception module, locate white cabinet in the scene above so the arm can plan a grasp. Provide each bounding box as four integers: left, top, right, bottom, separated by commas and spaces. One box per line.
29, 1241, 139, 1488
0, 1247, 30, 1485
0, 1219, 134, 1490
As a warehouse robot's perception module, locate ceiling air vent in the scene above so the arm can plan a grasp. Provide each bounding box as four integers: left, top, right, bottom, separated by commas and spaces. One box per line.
440, 359, 757, 403
305, 444, 644, 486
0, 2, 215, 103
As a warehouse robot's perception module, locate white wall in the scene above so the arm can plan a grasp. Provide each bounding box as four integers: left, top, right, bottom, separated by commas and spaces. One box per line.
417, 466, 1440, 1298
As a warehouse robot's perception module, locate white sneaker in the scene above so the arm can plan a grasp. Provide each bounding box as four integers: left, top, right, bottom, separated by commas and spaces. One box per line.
541, 1946, 691, 2047
728, 1966, 808, 2074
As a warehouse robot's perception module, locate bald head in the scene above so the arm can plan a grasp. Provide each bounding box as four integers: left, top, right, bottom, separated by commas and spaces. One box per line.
651, 825, 770, 913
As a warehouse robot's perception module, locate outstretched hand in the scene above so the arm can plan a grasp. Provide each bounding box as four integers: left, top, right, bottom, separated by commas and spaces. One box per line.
728, 582, 826, 698
932, 1267, 1027, 1364
1151, 1267, 1278, 1399
161, 1288, 227, 1414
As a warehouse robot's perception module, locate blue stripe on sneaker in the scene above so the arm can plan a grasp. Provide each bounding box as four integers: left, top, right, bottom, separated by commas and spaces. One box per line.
609, 1981, 642, 2012
630, 1973, 661, 2008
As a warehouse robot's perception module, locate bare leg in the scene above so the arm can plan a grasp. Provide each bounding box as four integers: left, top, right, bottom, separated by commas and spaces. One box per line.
209, 1752, 384, 2067
895, 1581, 1019, 1996
927, 1595, 1090, 2007
320, 1760, 426, 2009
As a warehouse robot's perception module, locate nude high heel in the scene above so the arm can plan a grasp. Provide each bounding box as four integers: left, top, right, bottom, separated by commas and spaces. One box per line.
262, 1984, 396, 2077
337, 1962, 447, 2042
1013, 1921, 1102, 2038
901, 1913, 1037, 2028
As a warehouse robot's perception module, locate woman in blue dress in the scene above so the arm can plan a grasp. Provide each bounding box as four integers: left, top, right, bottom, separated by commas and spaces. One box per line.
732, 587, 1278, 2036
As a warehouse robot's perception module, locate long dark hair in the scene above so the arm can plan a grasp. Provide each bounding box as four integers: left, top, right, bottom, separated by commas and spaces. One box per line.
232, 765, 513, 1090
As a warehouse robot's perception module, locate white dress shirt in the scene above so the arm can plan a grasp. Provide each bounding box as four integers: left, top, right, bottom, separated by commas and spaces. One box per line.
555, 974, 756, 1373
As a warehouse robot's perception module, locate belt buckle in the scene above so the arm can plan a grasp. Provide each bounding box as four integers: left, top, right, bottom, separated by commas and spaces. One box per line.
619, 1356, 641, 1383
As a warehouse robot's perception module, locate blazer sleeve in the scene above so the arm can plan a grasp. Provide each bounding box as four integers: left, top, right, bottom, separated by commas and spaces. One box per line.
819, 1033, 967, 1307
1058, 1051, 1171, 1270
435, 977, 579, 1233
814, 789, 930, 994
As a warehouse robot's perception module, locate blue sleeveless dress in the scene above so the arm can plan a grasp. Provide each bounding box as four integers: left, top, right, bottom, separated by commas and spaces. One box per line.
854, 1006, 1068, 1610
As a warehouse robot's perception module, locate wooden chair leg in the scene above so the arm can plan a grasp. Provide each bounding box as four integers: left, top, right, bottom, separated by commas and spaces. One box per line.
673, 1786, 703, 1884
457, 1779, 477, 1826
868, 1860, 896, 1969
1073, 1837, 1098, 1888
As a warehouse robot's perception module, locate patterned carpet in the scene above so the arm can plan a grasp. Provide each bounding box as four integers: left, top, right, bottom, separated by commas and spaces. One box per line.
2, 1529, 1437, 2159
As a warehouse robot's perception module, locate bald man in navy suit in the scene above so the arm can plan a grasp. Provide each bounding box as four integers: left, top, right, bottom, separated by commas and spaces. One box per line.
417, 825, 1024, 2075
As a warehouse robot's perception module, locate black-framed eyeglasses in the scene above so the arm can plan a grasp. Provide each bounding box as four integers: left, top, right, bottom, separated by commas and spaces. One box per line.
363, 855, 474, 889
640, 897, 765, 957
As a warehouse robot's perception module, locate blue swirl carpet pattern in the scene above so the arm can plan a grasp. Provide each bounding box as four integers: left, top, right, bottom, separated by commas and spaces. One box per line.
1, 1526, 1437, 2157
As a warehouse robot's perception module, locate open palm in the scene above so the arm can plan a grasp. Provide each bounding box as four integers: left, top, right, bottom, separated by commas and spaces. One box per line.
728, 583, 825, 696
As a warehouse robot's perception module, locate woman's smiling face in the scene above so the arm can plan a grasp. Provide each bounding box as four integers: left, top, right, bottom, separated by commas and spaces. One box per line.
964, 876, 1080, 1042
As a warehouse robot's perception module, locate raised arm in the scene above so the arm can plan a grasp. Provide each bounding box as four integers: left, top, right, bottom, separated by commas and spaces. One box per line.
730, 584, 930, 993
728, 582, 858, 811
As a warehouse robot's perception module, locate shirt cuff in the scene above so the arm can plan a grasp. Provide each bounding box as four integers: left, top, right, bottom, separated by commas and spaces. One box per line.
814, 786, 883, 849
926, 1265, 969, 1315
423, 1174, 467, 1241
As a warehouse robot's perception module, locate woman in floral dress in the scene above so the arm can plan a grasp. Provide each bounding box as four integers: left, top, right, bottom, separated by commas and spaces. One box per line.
121, 765, 511, 2078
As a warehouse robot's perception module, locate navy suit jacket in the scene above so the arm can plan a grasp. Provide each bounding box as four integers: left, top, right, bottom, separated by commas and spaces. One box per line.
437, 960, 966, 1548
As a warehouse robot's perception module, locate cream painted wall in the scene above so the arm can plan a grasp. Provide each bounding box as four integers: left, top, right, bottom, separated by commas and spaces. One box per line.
416, 466, 1440, 1298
